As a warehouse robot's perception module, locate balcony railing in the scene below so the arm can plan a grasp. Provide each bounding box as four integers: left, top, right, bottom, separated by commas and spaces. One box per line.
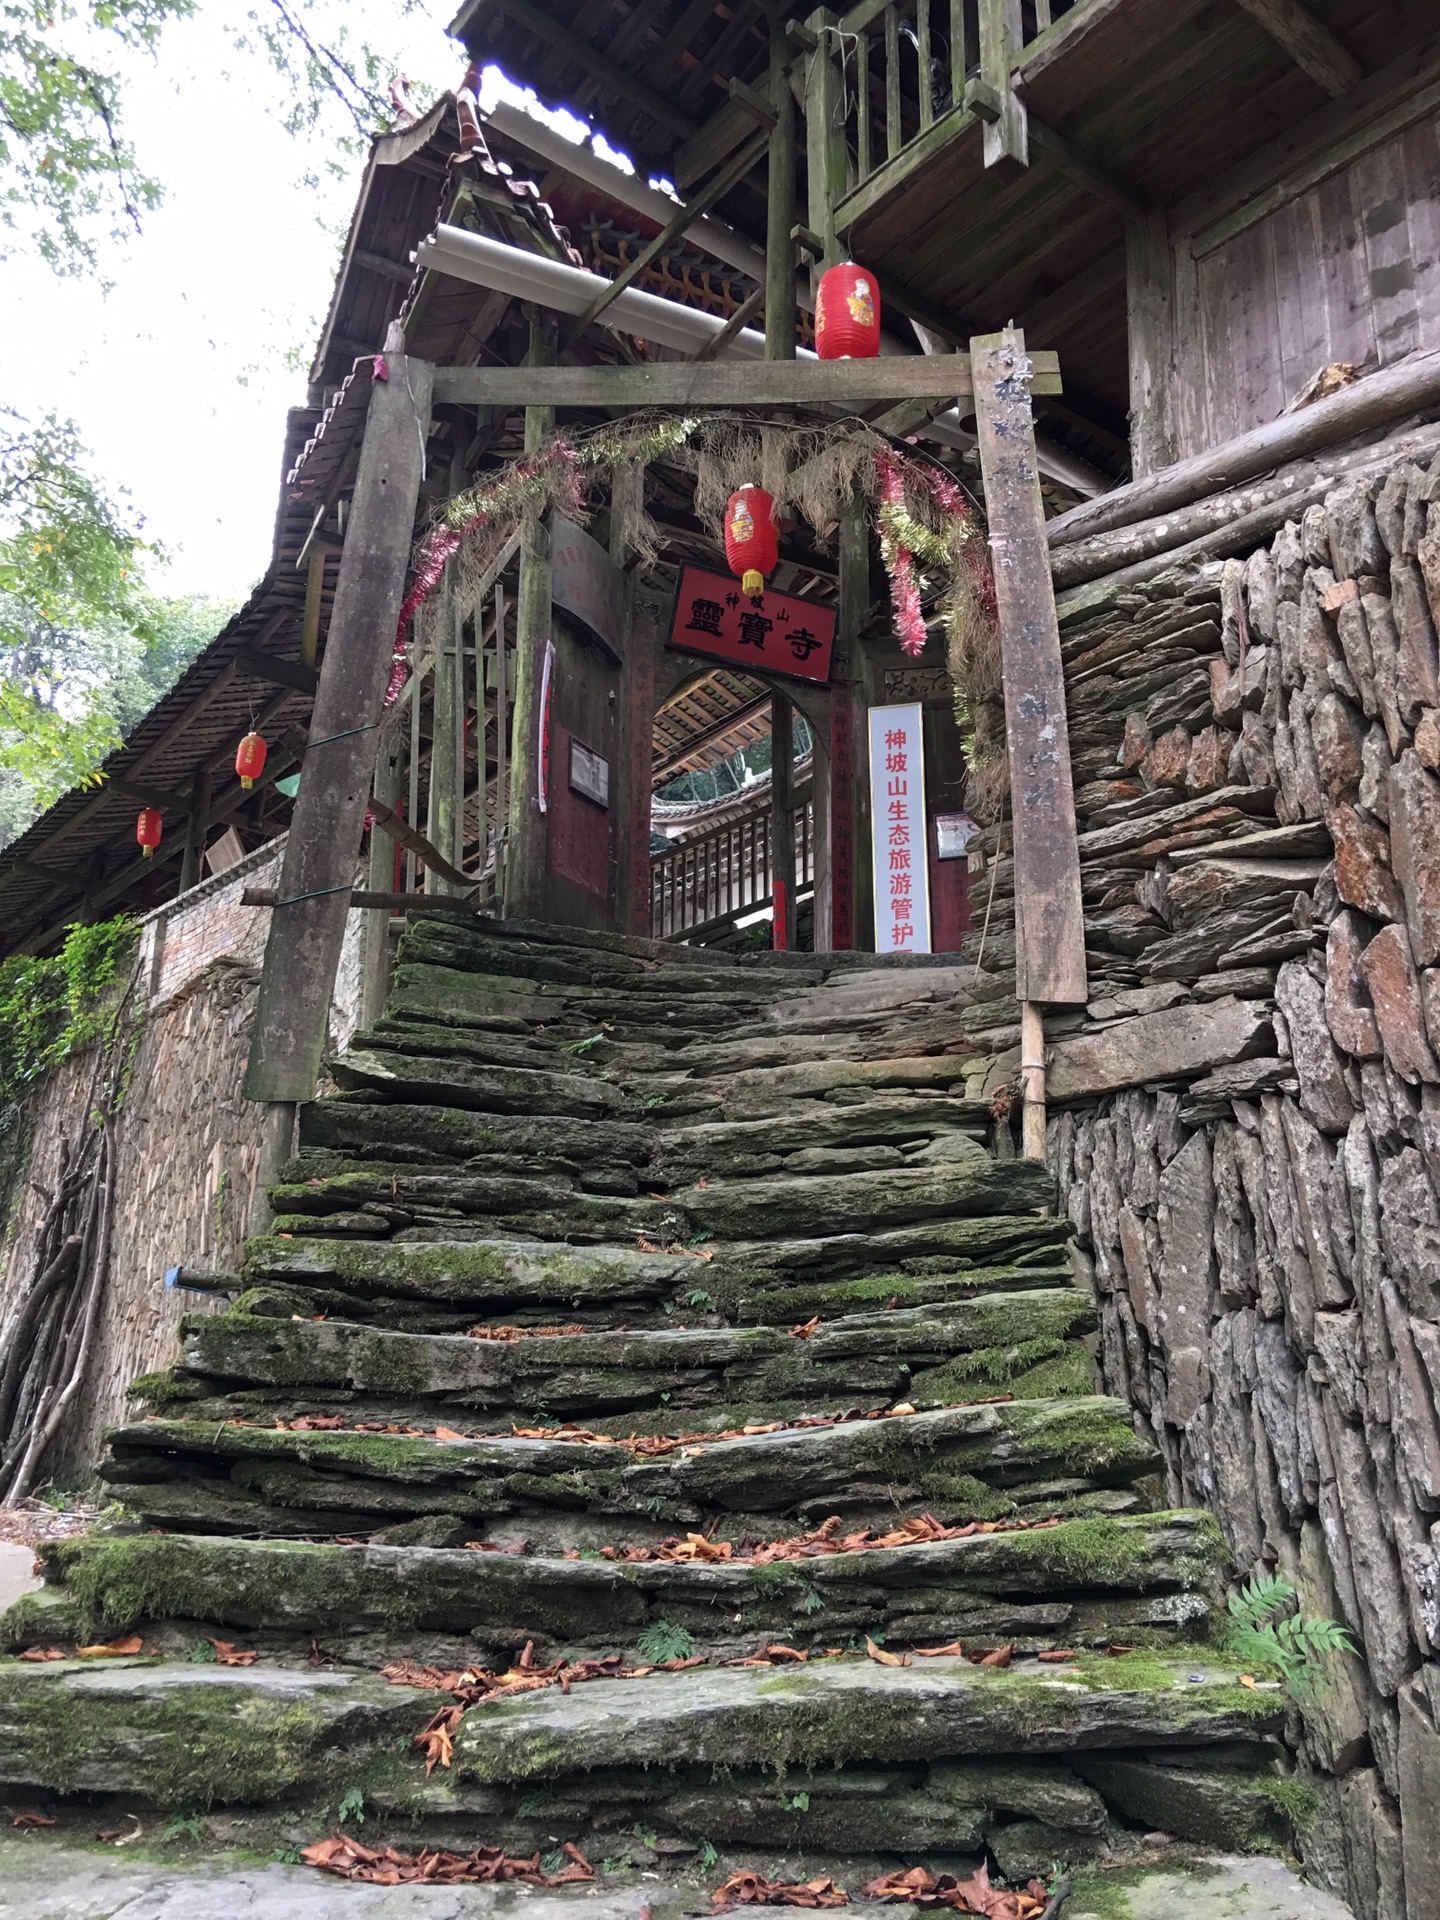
838, 0, 1084, 193
650, 804, 815, 942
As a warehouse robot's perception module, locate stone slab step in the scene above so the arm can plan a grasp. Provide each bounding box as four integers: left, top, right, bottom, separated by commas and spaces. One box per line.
447, 1654, 1285, 1782
267, 1152, 1052, 1252
101, 1398, 1154, 1548
159, 1293, 1098, 1430
9, 1511, 1225, 1663
0, 1650, 1288, 1849
239, 1218, 1072, 1327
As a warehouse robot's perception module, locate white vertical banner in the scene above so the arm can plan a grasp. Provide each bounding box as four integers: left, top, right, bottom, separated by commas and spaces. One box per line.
869, 702, 931, 954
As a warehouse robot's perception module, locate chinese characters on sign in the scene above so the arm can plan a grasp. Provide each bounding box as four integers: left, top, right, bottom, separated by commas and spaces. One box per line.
667, 565, 836, 685
868, 702, 931, 955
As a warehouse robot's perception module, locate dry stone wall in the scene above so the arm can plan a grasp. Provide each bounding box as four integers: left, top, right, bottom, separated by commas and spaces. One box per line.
0, 840, 364, 1484
962, 425, 1440, 1920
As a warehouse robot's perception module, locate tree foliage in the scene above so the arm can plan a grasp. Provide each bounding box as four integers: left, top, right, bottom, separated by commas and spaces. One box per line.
1223, 1570, 1355, 1697
1, 0, 419, 274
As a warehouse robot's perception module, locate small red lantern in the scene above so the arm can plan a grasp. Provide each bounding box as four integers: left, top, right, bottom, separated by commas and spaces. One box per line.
814, 262, 881, 360
724, 484, 779, 597
236, 731, 268, 790
136, 808, 162, 858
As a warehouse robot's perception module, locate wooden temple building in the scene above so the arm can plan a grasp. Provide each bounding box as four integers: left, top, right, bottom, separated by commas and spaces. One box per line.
3, 4, 1440, 1915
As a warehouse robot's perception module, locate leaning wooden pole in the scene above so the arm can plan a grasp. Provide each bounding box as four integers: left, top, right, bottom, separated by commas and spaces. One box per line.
503, 316, 558, 920
243, 322, 434, 1160
970, 326, 1087, 1160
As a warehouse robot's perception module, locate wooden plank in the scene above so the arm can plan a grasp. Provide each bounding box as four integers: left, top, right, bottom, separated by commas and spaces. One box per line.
242, 325, 434, 1105
1177, 37, 1440, 255
234, 647, 318, 696
834, 97, 974, 236
1125, 208, 1177, 477
1232, 0, 1361, 98
432, 355, 1059, 407
969, 326, 1086, 1007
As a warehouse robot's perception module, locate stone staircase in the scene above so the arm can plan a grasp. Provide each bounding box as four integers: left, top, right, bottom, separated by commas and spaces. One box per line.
0, 917, 1314, 1889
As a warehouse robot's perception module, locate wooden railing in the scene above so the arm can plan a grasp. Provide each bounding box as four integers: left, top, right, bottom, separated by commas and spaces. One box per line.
838, 0, 1083, 192
650, 803, 815, 941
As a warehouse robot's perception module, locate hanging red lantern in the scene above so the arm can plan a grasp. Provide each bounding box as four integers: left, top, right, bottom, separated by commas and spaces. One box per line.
236, 731, 268, 790
136, 808, 162, 858
724, 484, 779, 597
814, 262, 881, 361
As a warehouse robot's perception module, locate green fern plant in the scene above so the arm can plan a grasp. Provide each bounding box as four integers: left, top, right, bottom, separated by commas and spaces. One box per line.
1223, 1572, 1354, 1696
638, 1618, 694, 1664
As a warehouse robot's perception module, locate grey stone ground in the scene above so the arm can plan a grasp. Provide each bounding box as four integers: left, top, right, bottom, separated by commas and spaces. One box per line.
0, 1541, 41, 1614
0, 1841, 1355, 1920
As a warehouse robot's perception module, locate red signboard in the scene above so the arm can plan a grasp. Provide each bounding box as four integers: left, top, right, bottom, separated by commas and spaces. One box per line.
667, 565, 835, 684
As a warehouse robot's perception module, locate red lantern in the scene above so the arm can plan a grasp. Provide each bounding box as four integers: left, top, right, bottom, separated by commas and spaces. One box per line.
136, 808, 162, 858
724, 484, 779, 597
236, 731, 268, 790
814, 262, 881, 360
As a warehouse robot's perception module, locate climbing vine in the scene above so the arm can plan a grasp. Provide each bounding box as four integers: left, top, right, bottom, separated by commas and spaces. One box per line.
0, 915, 138, 1115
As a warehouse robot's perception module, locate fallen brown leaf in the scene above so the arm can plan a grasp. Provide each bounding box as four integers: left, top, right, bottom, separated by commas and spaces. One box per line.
789, 1315, 821, 1340
74, 1636, 143, 1658
711, 1870, 848, 1909
915, 1641, 965, 1657
972, 1645, 1013, 1669
865, 1636, 912, 1668
206, 1639, 259, 1666
11, 1812, 56, 1828
303, 1835, 594, 1886
863, 1862, 1043, 1917
1037, 1650, 1079, 1663
17, 1647, 66, 1662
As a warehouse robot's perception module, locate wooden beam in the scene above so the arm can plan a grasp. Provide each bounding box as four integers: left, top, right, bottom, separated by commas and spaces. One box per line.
490, 0, 693, 137
243, 887, 480, 911
369, 799, 474, 892
109, 777, 192, 816
1233, 0, 1361, 97
235, 647, 319, 695
694, 283, 766, 361
560, 128, 769, 350
979, 0, 1027, 173
243, 323, 434, 1105
353, 247, 414, 285
1047, 344, 1440, 549
969, 325, 1086, 1011
1028, 116, 1143, 216
432, 355, 1060, 408
803, 7, 847, 290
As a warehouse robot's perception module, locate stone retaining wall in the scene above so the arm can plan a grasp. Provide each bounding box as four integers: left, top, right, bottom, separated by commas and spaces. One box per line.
974, 422, 1440, 1920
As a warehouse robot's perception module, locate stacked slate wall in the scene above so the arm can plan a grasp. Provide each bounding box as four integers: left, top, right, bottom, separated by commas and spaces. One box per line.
962, 423, 1440, 1920
0, 839, 364, 1484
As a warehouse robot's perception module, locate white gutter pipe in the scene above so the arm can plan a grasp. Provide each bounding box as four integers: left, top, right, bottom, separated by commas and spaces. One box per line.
415, 224, 1108, 495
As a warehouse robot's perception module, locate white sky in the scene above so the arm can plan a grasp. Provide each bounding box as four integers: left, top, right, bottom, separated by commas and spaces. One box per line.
1, 7, 627, 605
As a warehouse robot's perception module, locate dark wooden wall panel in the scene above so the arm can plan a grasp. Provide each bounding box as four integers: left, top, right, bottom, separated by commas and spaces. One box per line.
1180, 116, 1440, 458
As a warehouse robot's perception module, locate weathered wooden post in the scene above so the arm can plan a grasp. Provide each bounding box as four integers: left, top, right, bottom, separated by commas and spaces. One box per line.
243, 321, 434, 1215
503, 315, 558, 920
803, 8, 846, 291
426, 563, 463, 896
765, 14, 797, 361
770, 689, 797, 949
969, 326, 1087, 1159
359, 731, 402, 1030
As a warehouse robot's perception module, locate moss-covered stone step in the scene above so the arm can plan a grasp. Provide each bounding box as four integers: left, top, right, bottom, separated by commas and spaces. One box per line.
9, 1512, 1225, 1664
0, 1652, 1306, 1874
0, 1657, 436, 1807
649, 1098, 991, 1182
156, 1292, 1097, 1430
447, 1653, 1286, 1783
267, 1146, 1051, 1247
97, 1397, 1153, 1545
